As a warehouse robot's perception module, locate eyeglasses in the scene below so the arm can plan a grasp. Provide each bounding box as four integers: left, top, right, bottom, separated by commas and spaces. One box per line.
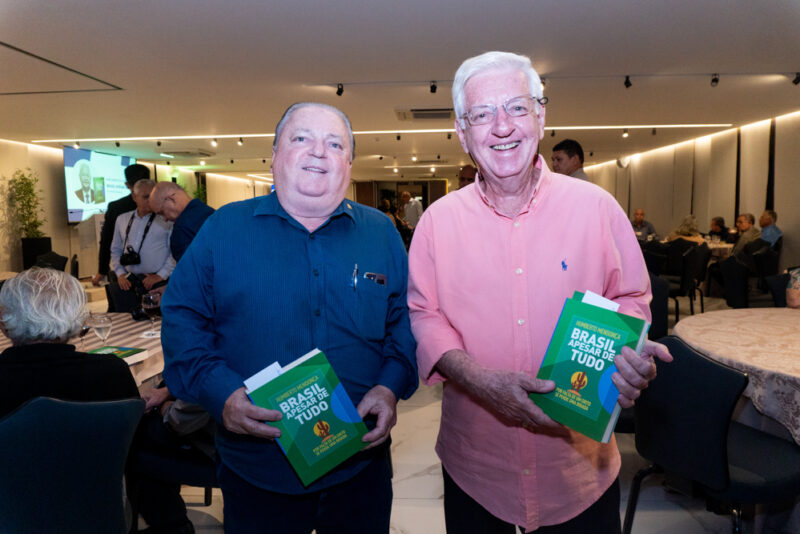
461, 95, 549, 126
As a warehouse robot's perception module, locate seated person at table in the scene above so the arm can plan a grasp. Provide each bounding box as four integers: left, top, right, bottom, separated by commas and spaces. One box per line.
788, 268, 800, 309
708, 216, 730, 242
732, 213, 761, 258
631, 208, 657, 242
0, 268, 195, 534
759, 209, 782, 247
0, 267, 140, 415
666, 214, 705, 245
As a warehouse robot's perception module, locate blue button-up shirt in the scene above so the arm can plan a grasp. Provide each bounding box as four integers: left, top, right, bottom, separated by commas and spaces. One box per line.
161, 193, 417, 493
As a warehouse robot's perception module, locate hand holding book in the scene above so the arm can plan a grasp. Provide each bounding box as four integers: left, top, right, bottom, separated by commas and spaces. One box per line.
222, 386, 283, 440
612, 339, 672, 408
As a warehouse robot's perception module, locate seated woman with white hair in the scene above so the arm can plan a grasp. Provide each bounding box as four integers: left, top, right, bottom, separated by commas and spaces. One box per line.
0, 267, 140, 417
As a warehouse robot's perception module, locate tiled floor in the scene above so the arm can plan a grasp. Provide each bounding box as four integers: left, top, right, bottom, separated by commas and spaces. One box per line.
126, 293, 787, 533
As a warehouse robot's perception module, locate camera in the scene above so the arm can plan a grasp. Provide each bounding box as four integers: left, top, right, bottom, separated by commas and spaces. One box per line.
119, 246, 141, 266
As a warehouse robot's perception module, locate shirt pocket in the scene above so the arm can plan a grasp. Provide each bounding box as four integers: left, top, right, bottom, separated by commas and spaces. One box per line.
349, 278, 389, 342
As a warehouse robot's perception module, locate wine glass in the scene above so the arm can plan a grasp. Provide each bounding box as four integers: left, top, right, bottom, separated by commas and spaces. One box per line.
141, 293, 161, 338
90, 314, 112, 345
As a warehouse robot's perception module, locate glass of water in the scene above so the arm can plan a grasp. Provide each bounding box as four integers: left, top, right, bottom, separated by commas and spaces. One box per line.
90, 314, 112, 344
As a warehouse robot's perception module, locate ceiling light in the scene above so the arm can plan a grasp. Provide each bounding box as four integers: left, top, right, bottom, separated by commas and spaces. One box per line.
200, 160, 206, 166
711, 73, 719, 87
430, 81, 437, 94
73, 141, 80, 148
393, 168, 398, 173
336, 83, 344, 96
237, 137, 243, 146
624, 76, 632, 89
411, 155, 417, 161
211, 139, 218, 147
793, 73, 800, 85
430, 167, 436, 173
622, 129, 629, 138
159, 153, 175, 158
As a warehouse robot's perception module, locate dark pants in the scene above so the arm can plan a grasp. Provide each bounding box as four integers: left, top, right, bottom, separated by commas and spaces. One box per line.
218, 450, 393, 534
443, 468, 621, 534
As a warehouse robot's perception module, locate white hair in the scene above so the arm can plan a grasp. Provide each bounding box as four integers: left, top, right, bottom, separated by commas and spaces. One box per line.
273, 102, 356, 162
133, 178, 155, 194
452, 51, 543, 128
0, 268, 87, 345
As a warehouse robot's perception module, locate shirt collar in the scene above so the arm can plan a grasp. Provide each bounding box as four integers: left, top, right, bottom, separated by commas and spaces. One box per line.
474, 154, 550, 217
253, 193, 357, 227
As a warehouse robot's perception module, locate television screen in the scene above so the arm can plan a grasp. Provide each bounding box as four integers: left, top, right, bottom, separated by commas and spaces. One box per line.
63, 147, 136, 223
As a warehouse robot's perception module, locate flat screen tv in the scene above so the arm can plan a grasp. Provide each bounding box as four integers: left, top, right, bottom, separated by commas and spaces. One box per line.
63, 147, 136, 223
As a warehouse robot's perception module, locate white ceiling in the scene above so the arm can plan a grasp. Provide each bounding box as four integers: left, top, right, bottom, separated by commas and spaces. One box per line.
1, 0, 799, 182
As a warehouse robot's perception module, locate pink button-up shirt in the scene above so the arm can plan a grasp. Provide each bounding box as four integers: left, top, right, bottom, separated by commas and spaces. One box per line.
408, 159, 651, 531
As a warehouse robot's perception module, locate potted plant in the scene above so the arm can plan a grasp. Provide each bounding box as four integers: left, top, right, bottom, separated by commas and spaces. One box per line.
6, 168, 51, 268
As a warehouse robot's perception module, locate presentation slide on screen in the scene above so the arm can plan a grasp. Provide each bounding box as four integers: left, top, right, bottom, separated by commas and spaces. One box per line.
64, 147, 136, 223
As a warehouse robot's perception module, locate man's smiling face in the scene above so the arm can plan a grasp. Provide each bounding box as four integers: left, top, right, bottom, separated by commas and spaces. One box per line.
272, 105, 352, 220
455, 68, 545, 186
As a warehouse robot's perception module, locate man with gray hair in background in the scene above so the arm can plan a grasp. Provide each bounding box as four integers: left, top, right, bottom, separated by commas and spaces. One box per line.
408, 51, 671, 533
161, 102, 417, 533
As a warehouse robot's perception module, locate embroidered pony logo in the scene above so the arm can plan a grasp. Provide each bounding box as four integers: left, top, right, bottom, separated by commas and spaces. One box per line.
561, 259, 568, 271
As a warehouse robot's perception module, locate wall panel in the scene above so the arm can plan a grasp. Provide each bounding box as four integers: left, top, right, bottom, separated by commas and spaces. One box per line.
774, 112, 800, 269
738, 120, 770, 218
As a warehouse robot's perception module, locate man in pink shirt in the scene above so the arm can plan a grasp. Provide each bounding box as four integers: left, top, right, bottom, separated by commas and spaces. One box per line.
407, 51, 672, 534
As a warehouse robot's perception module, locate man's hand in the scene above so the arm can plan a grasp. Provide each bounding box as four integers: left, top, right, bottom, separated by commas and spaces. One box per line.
357, 385, 397, 449
142, 274, 163, 290
436, 349, 559, 430
222, 387, 282, 439
613, 339, 673, 408
91, 273, 105, 287
117, 273, 132, 291
142, 386, 172, 411
149, 285, 166, 296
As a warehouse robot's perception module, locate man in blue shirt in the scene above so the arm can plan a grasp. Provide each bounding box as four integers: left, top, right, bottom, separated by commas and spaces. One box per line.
759, 209, 782, 247
149, 181, 215, 261
161, 102, 418, 534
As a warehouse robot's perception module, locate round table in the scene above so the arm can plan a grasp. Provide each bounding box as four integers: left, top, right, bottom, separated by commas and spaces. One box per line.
673, 308, 800, 444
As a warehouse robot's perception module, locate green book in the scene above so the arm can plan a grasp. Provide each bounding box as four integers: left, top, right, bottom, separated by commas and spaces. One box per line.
244, 348, 368, 486
89, 345, 149, 365
531, 291, 649, 443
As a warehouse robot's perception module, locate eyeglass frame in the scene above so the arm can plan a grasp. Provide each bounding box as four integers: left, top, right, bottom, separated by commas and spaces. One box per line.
460, 94, 549, 127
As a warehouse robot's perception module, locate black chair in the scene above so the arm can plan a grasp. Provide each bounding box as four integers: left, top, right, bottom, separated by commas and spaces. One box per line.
0, 397, 145, 534
623, 336, 800, 534
662, 241, 700, 323
34, 250, 68, 271
753, 235, 782, 292
689, 243, 712, 313
648, 271, 668, 341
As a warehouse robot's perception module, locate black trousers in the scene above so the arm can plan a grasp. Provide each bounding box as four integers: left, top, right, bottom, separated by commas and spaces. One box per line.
218, 449, 393, 534
443, 467, 621, 534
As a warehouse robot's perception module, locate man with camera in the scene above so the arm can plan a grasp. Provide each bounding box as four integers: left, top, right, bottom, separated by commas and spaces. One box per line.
109, 179, 175, 313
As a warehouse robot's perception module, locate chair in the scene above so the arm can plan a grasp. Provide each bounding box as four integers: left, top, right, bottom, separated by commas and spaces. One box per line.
648, 271, 669, 341
0, 397, 145, 534
34, 250, 68, 271
752, 235, 782, 292
688, 243, 712, 313
765, 273, 790, 307
662, 242, 699, 323
622, 336, 800, 534
70, 253, 79, 278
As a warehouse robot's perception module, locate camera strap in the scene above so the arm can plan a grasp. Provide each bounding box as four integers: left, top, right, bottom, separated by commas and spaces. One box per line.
123, 212, 157, 255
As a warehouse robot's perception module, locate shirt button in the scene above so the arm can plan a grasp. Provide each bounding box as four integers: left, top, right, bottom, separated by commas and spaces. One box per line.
515, 268, 523, 275
513, 221, 520, 228
314, 309, 321, 317
309, 234, 316, 240
313, 269, 319, 276
523, 469, 530, 475
517, 319, 525, 326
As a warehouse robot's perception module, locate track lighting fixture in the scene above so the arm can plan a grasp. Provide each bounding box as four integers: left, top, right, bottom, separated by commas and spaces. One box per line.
622, 129, 629, 138
156, 140, 162, 147
336, 83, 344, 96
166, 160, 170, 165
237, 137, 243, 146
262, 159, 266, 163
652, 128, 657, 135
624, 76, 632, 89
437, 154, 440, 160
230, 159, 234, 164
551, 130, 555, 137
211, 139, 218, 147
711, 73, 719, 87
115, 141, 120, 147
793, 73, 800, 85
447, 133, 452, 140
430, 81, 437, 94
396, 134, 401, 141
73, 141, 80, 148
589, 152, 594, 157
